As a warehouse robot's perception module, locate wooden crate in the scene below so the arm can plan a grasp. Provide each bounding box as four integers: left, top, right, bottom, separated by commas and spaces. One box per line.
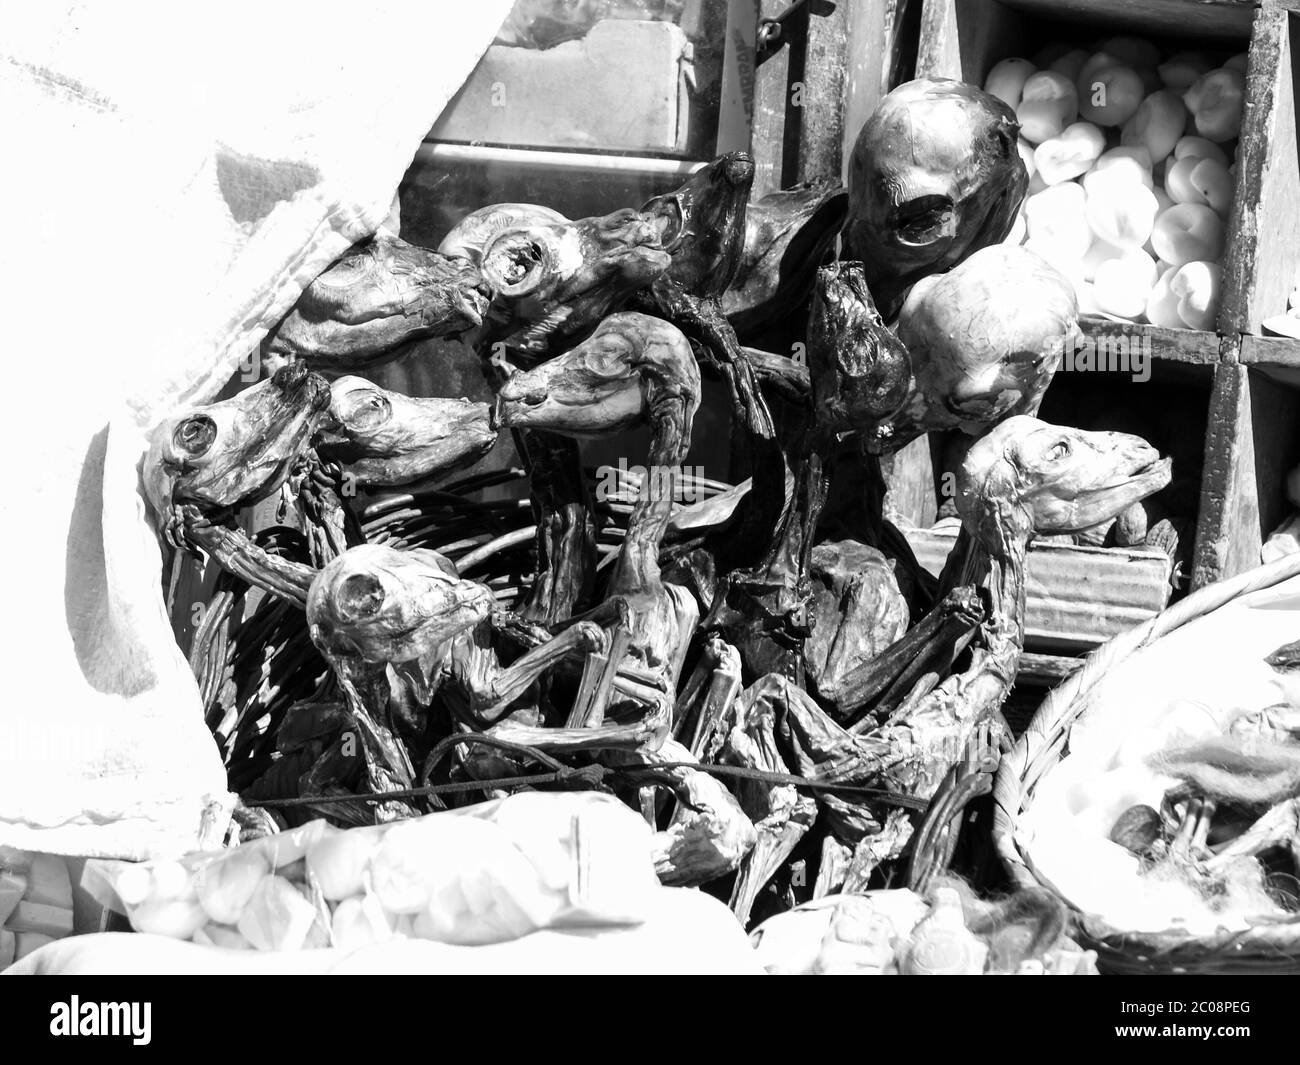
894, 0, 1279, 650
1192, 4, 1300, 580
907, 0, 1282, 632
1197, 339, 1300, 579
1223, 1, 1300, 336
915, 0, 1254, 351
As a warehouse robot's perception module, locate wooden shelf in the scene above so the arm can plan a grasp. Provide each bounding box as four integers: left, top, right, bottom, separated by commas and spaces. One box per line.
1077, 317, 1226, 368
910, 0, 1280, 612
1242, 332, 1300, 368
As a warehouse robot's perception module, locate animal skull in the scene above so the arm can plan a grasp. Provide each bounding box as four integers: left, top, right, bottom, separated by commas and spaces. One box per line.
847, 78, 1028, 319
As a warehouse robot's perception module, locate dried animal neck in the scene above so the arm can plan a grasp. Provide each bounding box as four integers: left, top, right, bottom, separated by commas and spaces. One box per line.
880, 508, 1030, 797
968, 499, 1033, 679
328, 653, 417, 817
609, 400, 687, 599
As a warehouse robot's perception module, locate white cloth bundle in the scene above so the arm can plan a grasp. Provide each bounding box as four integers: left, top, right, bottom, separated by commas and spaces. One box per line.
0, 0, 514, 858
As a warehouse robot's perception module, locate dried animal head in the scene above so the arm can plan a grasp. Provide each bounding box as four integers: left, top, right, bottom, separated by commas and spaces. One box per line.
956, 415, 1173, 546
143, 361, 330, 523
306, 544, 494, 664
807, 260, 912, 438
265, 234, 490, 369
723, 181, 849, 335
494, 312, 699, 444
438, 202, 572, 263
479, 209, 671, 354
847, 78, 1027, 318
317, 376, 496, 488
639, 152, 756, 298
877, 244, 1077, 452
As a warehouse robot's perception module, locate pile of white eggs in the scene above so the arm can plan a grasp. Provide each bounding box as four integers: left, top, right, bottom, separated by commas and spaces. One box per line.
990, 36, 1247, 330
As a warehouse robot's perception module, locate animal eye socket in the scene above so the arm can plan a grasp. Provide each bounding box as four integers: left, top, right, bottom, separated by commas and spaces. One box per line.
172, 415, 217, 458
341, 391, 392, 431
496, 242, 542, 286
894, 195, 953, 244
1047, 440, 1071, 461
337, 573, 385, 621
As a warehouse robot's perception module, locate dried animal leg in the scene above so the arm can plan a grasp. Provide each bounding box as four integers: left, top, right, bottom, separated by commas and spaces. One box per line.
486, 714, 669, 755
814, 837, 852, 899
842, 587, 983, 730
324, 656, 419, 822
622, 740, 757, 888
723, 691, 817, 925
842, 810, 915, 893
182, 516, 315, 607
730, 789, 817, 926
449, 618, 608, 726
687, 643, 742, 760
1206, 798, 1300, 872
516, 430, 597, 625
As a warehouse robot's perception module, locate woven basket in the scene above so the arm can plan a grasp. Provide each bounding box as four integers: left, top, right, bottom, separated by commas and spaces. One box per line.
992, 553, 1300, 974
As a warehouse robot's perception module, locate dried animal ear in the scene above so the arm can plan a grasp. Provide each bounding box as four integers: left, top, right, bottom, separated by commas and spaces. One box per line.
990, 117, 1018, 162
481, 229, 554, 298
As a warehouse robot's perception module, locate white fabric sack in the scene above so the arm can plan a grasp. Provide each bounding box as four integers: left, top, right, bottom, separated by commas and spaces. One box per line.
0, 1, 514, 858
5, 889, 765, 975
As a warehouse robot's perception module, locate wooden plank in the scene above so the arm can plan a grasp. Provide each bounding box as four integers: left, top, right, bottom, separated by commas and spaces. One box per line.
1017, 652, 1084, 685
1075, 318, 1224, 367
1192, 360, 1261, 586
1221, 5, 1300, 335
917, 0, 1027, 81
1245, 366, 1300, 553
1242, 332, 1300, 367
1192, 353, 1300, 583
1003, 0, 1255, 39
793, 0, 850, 183
841, 1, 915, 180
750, 0, 794, 195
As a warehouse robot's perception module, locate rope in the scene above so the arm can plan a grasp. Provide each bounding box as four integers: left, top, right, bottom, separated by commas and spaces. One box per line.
244, 740, 931, 812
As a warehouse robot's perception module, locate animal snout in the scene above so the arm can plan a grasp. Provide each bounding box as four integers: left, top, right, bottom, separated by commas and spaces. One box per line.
498, 377, 547, 407
722, 152, 755, 186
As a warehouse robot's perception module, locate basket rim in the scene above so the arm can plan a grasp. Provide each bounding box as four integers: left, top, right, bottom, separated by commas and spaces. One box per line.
990, 553, 1300, 955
